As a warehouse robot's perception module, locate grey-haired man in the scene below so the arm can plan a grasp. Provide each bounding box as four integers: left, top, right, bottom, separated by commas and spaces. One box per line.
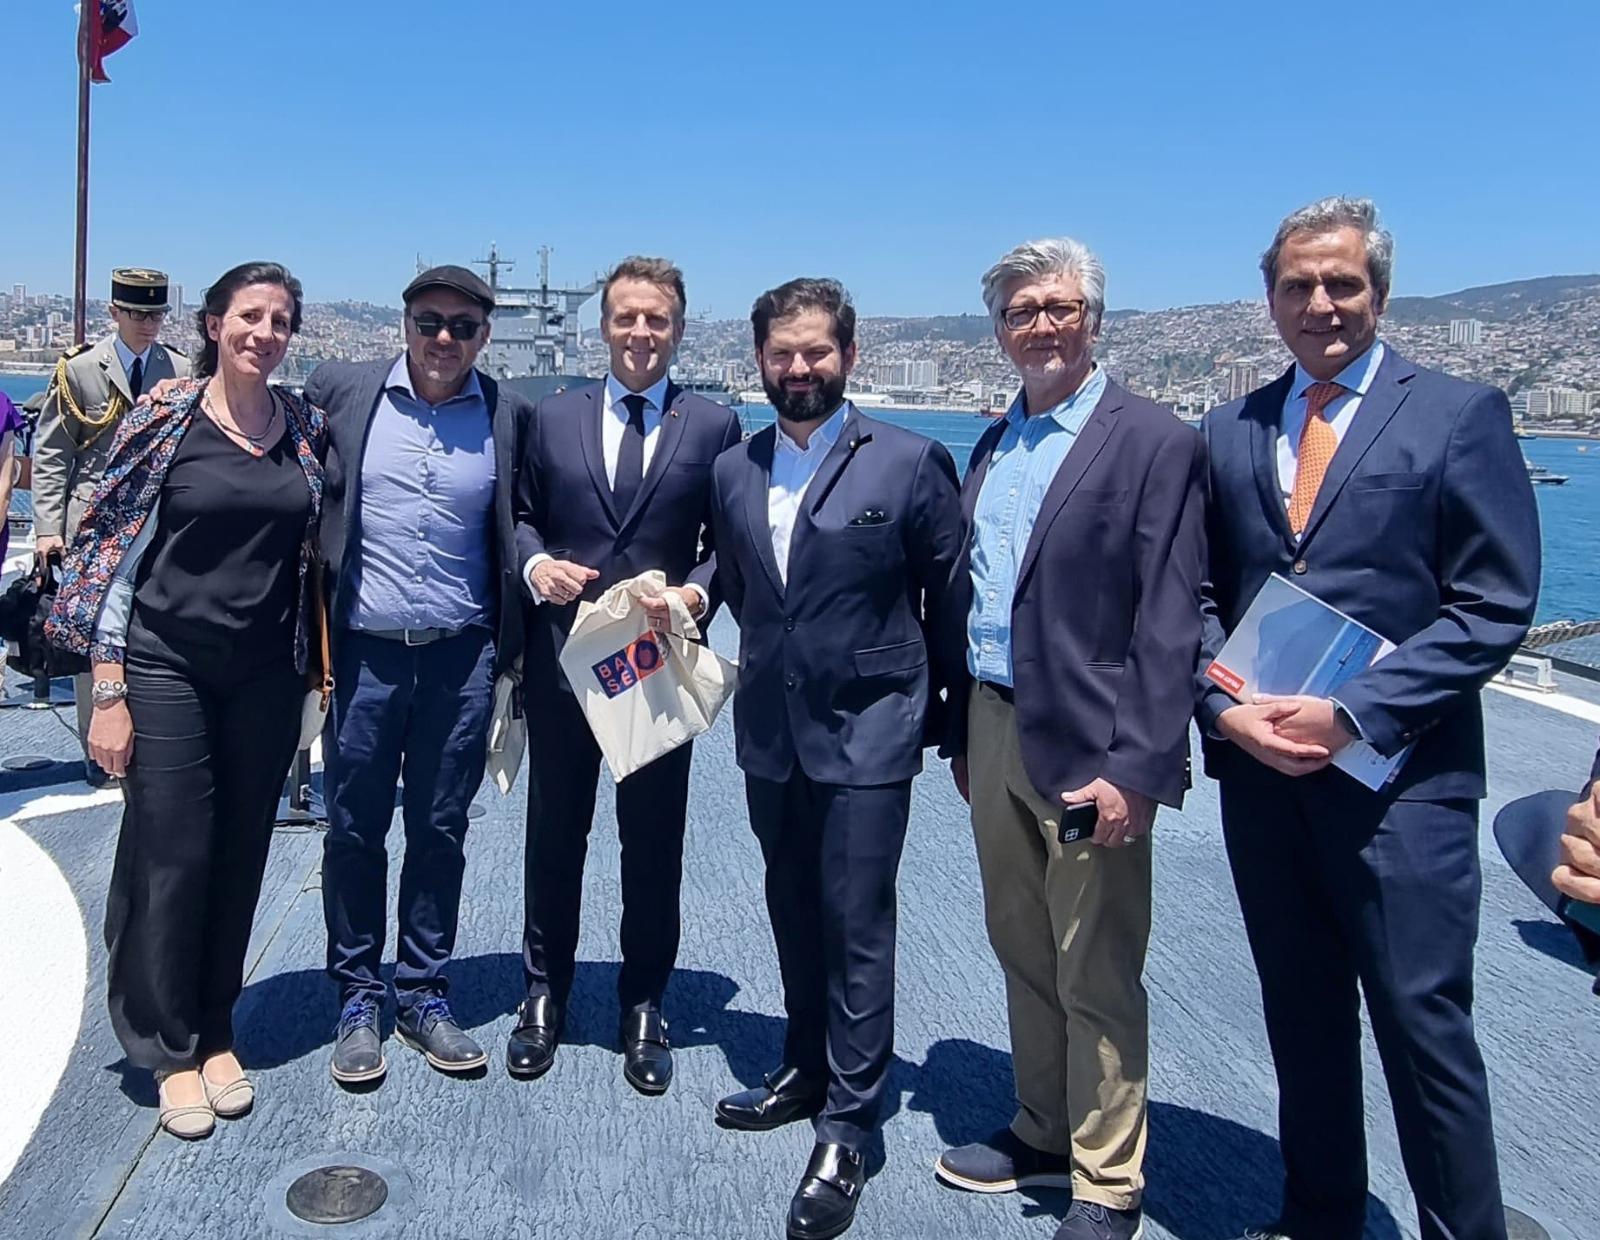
935, 237, 1206, 1240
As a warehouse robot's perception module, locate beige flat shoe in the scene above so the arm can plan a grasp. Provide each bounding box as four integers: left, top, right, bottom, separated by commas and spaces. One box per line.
155, 1071, 215, 1140
201, 1072, 255, 1119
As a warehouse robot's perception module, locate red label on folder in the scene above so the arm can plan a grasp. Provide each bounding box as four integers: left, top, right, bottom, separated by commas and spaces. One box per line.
1205, 660, 1245, 696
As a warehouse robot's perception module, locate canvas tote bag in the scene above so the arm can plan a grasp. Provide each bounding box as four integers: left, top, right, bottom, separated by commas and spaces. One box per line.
557, 570, 736, 781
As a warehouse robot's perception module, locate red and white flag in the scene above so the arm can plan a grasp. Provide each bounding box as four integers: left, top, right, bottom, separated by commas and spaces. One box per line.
87, 1, 138, 83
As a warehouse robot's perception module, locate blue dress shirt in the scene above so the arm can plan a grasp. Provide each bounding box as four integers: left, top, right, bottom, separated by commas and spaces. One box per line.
346, 356, 497, 632
967, 366, 1108, 685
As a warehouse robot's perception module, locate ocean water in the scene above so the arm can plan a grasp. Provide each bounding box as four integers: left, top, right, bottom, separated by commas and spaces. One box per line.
3, 372, 1591, 623
738, 402, 1598, 627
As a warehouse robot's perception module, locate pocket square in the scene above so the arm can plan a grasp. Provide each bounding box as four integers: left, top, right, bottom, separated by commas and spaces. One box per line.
849, 509, 890, 526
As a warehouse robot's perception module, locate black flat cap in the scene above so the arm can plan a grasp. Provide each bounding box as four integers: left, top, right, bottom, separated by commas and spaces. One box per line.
403, 264, 495, 313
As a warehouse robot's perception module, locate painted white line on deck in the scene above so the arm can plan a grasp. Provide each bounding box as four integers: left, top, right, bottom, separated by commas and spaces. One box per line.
0, 788, 109, 1187
1487, 679, 1600, 725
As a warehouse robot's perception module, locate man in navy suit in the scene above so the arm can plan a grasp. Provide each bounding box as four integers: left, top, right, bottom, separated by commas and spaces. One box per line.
708, 278, 961, 1240
508, 257, 742, 1093
932, 238, 1206, 1240
1196, 198, 1540, 1240
310, 265, 530, 1085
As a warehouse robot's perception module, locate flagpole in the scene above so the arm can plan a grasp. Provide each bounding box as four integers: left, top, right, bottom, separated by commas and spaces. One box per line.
73, 2, 92, 347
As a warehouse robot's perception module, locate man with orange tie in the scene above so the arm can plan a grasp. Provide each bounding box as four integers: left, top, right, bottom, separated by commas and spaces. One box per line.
1195, 197, 1540, 1240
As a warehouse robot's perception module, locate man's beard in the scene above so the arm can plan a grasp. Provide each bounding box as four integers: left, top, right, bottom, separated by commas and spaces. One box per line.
764, 372, 847, 424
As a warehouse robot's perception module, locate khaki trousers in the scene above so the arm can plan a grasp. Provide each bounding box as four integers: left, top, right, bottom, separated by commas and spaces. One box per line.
967, 682, 1151, 1210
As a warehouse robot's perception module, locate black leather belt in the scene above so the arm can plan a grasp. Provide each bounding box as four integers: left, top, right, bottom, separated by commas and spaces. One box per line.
363, 625, 466, 646
979, 680, 1014, 704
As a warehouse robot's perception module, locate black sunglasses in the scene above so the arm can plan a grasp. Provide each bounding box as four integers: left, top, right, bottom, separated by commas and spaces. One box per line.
410, 311, 484, 340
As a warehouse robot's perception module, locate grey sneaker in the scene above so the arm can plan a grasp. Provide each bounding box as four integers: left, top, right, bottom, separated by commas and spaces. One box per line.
330, 997, 386, 1085
1053, 1202, 1144, 1240
934, 1127, 1074, 1193
395, 996, 487, 1073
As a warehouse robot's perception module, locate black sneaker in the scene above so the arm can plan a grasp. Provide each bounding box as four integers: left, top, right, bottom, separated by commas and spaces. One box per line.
934, 1127, 1074, 1193
395, 996, 487, 1073
330, 996, 386, 1085
1053, 1201, 1144, 1240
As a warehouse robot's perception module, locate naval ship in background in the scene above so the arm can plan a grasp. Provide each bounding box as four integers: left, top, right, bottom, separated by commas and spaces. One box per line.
465, 243, 736, 406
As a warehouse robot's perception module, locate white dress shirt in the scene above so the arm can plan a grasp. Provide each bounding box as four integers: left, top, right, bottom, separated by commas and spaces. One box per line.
768, 404, 847, 587
1276, 340, 1386, 503
600, 371, 670, 486
111, 336, 152, 387
524, 372, 706, 613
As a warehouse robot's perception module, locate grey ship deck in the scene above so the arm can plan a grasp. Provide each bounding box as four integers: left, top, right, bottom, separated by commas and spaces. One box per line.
0, 620, 1596, 1240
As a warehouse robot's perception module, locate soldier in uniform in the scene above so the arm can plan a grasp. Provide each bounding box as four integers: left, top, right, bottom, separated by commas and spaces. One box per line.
33, 267, 189, 785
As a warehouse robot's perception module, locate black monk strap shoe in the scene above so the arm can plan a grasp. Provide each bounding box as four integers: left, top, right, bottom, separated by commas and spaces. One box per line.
619, 1007, 673, 1095
715, 1064, 826, 1131
394, 996, 488, 1073
788, 1142, 866, 1240
506, 994, 561, 1079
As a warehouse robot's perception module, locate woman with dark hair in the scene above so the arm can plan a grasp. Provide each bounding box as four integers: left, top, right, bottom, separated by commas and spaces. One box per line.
48, 261, 326, 1139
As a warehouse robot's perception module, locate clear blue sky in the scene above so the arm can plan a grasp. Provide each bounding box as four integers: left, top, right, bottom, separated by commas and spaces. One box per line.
3, 1, 1598, 319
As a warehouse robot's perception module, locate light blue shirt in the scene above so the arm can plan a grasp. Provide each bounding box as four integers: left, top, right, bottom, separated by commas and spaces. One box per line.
967, 366, 1108, 685
111, 335, 151, 385
1276, 340, 1386, 502
347, 356, 497, 632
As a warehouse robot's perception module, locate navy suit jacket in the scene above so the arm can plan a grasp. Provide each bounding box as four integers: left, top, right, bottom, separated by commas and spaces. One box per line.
305, 357, 529, 677
940, 380, 1207, 809
513, 380, 742, 699
710, 407, 963, 787
1196, 348, 1541, 801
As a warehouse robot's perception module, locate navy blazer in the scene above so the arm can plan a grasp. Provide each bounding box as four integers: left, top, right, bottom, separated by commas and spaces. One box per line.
305, 357, 529, 677
710, 407, 962, 787
1196, 348, 1541, 801
513, 380, 742, 699
940, 380, 1207, 809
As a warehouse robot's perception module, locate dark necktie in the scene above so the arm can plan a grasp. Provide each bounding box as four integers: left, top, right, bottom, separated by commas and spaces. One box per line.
612, 393, 647, 515
128, 356, 144, 399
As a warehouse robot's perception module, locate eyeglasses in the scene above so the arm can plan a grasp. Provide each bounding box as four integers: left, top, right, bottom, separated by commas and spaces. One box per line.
1001, 300, 1086, 331
410, 312, 484, 340
121, 308, 167, 323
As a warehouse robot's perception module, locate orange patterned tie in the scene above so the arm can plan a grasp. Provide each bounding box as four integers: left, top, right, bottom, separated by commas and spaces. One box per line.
1287, 381, 1345, 534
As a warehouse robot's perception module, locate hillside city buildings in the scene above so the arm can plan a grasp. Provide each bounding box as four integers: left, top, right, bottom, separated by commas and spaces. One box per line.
4, 277, 1598, 433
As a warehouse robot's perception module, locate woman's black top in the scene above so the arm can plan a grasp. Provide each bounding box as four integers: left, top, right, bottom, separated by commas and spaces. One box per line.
133, 402, 310, 659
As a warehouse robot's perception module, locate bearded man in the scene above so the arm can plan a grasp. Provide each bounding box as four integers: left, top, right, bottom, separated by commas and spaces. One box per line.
705, 276, 962, 1240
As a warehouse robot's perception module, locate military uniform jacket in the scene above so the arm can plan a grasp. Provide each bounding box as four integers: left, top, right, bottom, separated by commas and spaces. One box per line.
32, 333, 189, 540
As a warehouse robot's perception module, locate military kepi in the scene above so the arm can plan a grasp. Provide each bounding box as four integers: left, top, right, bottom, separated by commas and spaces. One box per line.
110, 267, 170, 311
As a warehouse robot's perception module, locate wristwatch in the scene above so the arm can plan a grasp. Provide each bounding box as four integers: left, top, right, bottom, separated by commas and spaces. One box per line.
91, 678, 129, 707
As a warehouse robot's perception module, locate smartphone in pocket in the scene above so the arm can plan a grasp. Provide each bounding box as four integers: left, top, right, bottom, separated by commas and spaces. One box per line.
1057, 800, 1100, 845
1559, 894, 1600, 937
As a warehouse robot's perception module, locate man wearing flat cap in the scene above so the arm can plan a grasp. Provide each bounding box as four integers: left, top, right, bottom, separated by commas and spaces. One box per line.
308, 265, 530, 1086
34, 267, 189, 786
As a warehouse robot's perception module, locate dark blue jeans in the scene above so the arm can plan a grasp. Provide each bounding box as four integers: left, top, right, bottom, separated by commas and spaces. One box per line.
322, 627, 495, 1010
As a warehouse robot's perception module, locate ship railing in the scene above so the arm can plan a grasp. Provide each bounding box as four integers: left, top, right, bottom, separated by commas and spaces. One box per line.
1515, 618, 1600, 685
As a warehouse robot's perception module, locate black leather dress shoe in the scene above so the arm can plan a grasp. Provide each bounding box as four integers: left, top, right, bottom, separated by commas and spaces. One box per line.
620, 1007, 672, 1095
506, 994, 560, 1079
788, 1142, 865, 1240
715, 1065, 826, 1130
